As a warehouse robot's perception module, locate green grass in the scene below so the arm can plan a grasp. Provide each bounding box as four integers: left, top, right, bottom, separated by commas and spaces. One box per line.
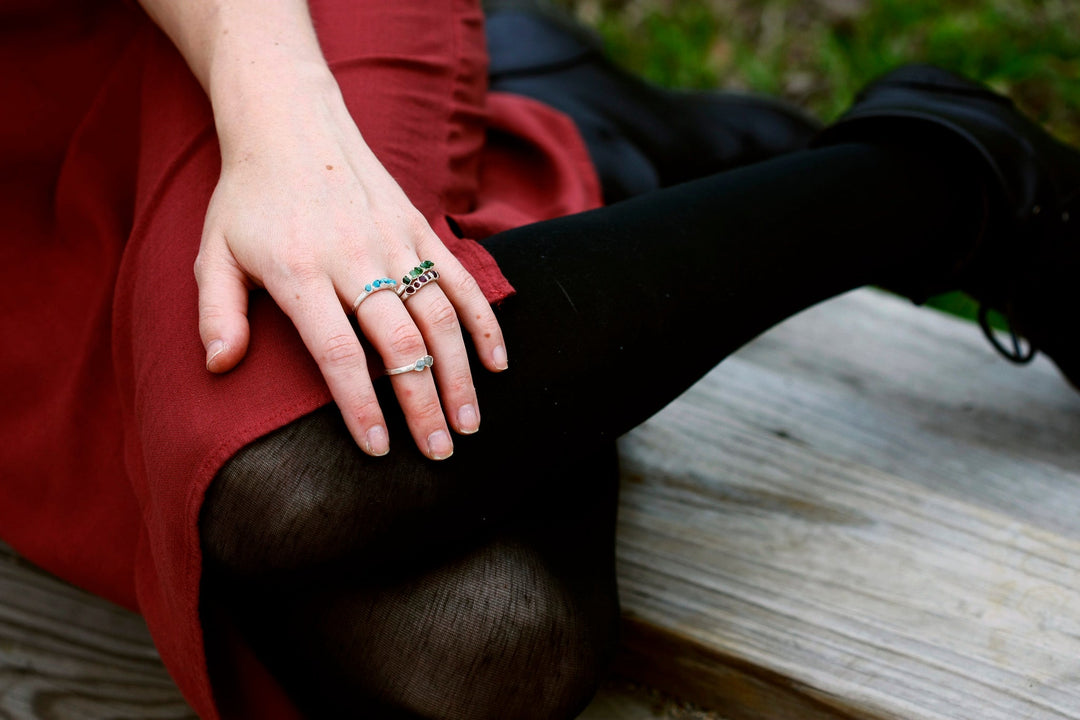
559, 0, 1080, 142
557, 0, 1080, 323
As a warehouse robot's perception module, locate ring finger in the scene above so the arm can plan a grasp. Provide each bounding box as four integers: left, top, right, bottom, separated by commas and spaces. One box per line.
396, 262, 481, 437
349, 275, 457, 460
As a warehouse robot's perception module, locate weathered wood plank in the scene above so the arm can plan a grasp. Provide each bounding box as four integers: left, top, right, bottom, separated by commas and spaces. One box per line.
0, 542, 699, 720
0, 542, 197, 719
614, 288, 1080, 720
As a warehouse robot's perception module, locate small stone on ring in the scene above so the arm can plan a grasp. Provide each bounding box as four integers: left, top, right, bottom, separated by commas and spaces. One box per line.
385, 354, 435, 376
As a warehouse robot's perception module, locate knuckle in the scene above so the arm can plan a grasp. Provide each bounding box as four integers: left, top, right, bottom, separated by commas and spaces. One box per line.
283, 260, 324, 287
349, 394, 383, 423
410, 398, 445, 425
404, 213, 434, 241
342, 243, 372, 268
386, 321, 426, 358
264, 249, 322, 287
320, 333, 363, 366
423, 300, 460, 333
198, 301, 230, 323
449, 271, 479, 297
444, 371, 475, 399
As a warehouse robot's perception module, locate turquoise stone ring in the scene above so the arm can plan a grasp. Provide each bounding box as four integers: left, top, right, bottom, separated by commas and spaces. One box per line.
350, 277, 398, 313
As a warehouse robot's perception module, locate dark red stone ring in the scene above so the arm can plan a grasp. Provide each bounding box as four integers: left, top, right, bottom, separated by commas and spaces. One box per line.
398, 270, 441, 302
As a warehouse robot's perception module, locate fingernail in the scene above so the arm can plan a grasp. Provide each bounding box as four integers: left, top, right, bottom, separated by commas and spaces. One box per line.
457, 404, 479, 434
492, 345, 508, 370
206, 340, 226, 371
427, 430, 454, 460
365, 425, 389, 456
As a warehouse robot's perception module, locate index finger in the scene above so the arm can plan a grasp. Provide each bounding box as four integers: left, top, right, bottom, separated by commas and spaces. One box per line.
271, 274, 389, 457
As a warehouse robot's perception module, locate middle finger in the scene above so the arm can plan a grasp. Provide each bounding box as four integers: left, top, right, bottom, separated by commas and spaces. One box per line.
351, 282, 456, 460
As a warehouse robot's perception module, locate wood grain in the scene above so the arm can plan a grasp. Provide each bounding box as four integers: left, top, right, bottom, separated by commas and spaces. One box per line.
0, 542, 196, 719
613, 288, 1080, 720
0, 542, 675, 720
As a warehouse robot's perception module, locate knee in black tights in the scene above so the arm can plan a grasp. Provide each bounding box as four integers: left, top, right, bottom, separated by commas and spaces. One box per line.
200, 403, 542, 578
201, 404, 390, 576
201, 433, 622, 719
247, 536, 619, 720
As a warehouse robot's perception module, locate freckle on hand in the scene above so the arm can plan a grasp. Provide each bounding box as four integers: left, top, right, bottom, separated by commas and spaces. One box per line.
326, 165, 334, 171
484, 333, 491, 339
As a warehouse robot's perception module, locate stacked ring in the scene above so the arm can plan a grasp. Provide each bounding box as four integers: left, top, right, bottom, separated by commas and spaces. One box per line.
400, 260, 436, 285
350, 278, 398, 313
398, 270, 440, 301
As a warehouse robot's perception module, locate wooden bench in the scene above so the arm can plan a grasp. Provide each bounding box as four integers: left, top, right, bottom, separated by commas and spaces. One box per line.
3, 288, 1079, 719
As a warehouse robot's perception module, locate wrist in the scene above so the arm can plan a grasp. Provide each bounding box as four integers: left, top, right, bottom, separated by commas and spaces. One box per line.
208, 38, 342, 164
182, 1, 335, 156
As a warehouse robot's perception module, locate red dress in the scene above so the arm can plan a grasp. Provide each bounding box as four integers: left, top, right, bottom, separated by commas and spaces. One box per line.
0, 1, 601, 716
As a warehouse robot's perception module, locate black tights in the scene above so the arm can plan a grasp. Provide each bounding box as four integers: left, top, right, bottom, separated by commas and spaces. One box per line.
200, 142, 987, 718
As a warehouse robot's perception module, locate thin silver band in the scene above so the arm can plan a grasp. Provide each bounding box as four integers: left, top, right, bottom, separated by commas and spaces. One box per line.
351, 279, 398, 313
385, 354, 434, 376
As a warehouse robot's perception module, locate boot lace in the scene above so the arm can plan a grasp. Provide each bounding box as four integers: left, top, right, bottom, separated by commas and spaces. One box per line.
978, 302, 1037, 364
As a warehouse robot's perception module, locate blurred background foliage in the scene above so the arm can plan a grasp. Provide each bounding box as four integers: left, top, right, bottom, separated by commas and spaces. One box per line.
555, 0, 1080, 142
554, 0, 1080, 322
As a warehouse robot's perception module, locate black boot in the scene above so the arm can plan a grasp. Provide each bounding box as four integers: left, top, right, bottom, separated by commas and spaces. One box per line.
483, 0, 822, 202
815, 64, 1080, 390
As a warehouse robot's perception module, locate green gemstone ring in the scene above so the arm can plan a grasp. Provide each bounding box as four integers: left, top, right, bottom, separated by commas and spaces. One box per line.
401, 260, 436, 285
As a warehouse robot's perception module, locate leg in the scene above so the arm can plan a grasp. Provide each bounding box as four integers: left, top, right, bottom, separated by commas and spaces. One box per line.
204, 443, 622, 720
204, 141, 986, 575
476, 141, 987, 442
202, 140, 988, 717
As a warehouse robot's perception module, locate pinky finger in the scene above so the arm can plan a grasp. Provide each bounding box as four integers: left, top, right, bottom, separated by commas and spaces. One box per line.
432, 253, 508, 372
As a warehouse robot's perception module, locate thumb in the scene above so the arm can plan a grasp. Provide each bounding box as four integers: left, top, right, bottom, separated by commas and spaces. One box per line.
194, 242, 251, 373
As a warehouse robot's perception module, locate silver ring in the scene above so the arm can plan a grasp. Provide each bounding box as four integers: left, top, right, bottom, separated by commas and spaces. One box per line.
398, 270, 440, 301
385, 354, 434, 376
351, 278, 398, 313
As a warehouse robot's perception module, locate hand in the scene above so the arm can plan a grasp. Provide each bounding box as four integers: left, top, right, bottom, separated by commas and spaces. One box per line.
193, 72, 507, 460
